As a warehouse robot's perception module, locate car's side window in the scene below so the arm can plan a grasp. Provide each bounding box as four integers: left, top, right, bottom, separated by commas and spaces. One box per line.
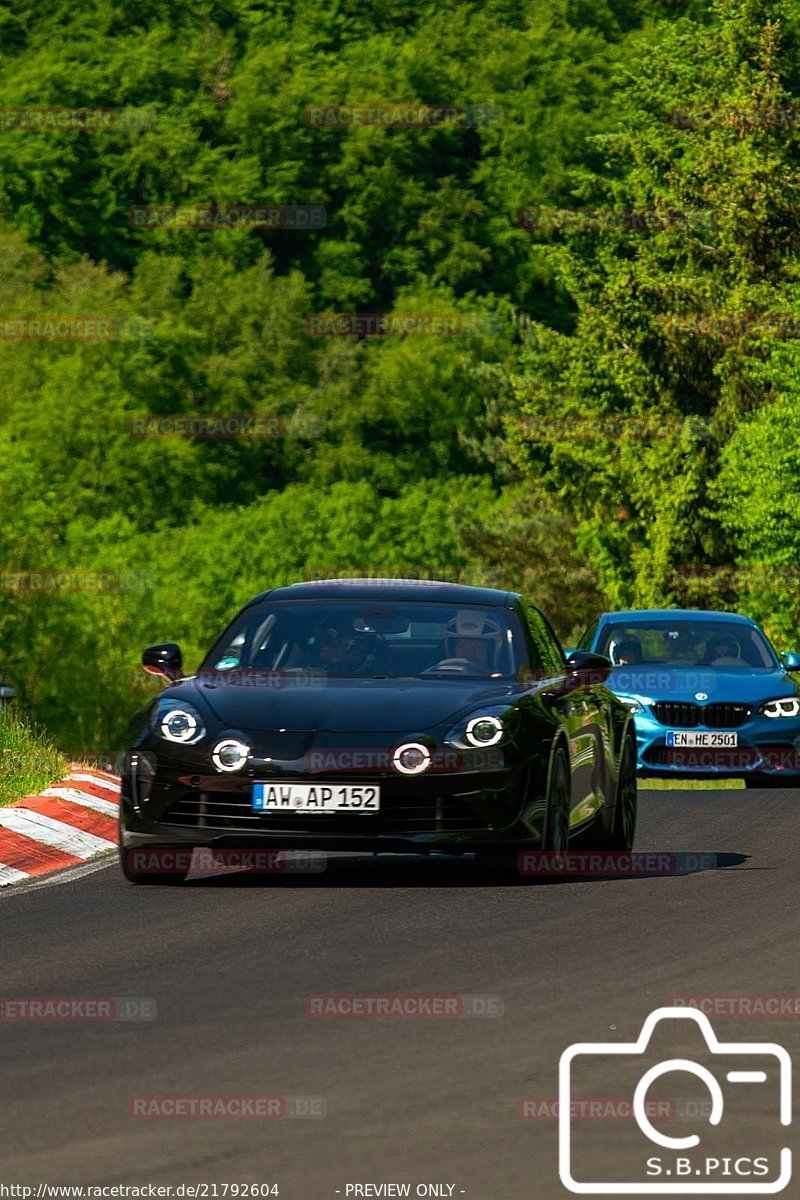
518, 599, 565, 675
577, 622, 598, 651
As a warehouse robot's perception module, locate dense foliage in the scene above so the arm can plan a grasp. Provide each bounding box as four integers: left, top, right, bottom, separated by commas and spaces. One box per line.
0, 0, 797, 749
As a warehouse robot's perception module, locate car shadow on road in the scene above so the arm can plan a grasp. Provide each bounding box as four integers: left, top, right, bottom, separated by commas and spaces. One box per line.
174, 849, 750, 889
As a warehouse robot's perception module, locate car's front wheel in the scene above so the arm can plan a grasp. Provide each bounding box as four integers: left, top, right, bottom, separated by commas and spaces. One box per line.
475, 744, 572, 879
598, 727, 637, 851
542, 745, 571, 853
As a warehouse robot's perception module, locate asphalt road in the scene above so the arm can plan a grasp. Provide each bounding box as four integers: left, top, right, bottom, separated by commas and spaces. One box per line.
1, 787, 798, 1198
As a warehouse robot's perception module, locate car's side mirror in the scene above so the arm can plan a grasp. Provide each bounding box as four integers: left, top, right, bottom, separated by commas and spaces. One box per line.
563, 647, 578, 659
782, 651, 800, 671
142, 643, 183, 682
565, 650, 613, 685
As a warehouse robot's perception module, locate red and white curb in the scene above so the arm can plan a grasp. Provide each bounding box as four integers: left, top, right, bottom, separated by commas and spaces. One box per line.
0, 766, 120, 886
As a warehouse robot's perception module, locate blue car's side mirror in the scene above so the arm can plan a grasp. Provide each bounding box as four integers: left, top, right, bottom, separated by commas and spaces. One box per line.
782, 651, 800, 671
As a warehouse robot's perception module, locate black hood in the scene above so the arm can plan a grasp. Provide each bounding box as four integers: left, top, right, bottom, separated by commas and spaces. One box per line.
178, 676, 516, 734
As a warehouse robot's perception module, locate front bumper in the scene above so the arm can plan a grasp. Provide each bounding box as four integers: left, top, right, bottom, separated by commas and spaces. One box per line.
118, 743, 545, 853
632, 712, 800, 780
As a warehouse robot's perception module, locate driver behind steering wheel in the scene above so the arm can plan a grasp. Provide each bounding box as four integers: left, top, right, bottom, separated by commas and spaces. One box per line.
434, 610, 504, 674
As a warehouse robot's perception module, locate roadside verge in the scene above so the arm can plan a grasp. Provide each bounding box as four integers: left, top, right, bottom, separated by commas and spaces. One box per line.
0, 765, 119, 886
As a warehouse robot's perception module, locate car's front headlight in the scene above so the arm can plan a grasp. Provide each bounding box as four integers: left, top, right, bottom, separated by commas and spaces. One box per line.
151, 698, 206, 744
445, 706, 517, 750
760, 697, 800, 719
212, 738, 250, 772
616, 695, 646, 714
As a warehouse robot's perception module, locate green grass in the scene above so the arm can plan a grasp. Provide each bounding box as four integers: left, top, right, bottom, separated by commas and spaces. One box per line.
639, 778, 745, 790
0, 703, 68, 808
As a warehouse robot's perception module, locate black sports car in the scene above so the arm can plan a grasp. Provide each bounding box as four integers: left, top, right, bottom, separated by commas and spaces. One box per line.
118, 580, 636, 882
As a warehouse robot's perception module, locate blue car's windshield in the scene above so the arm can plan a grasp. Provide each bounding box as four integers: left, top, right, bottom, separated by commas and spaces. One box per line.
203, 600, 526, 679
597, 620, 778, 669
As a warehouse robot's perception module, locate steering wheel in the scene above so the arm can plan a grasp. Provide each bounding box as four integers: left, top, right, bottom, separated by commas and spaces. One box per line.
422, 657, 492, 676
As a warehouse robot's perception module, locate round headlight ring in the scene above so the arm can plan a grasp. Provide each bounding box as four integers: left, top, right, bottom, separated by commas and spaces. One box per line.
212, 739, 251, 773
465, 715, 504, 747
160, 708, 200, 743
392, 742, 432, 775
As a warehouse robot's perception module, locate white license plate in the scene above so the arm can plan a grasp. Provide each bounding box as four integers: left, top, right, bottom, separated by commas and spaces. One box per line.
252, 782, 381, 813
666, 731, 738, 748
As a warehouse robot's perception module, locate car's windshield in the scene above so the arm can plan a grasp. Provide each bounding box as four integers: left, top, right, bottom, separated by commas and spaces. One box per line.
202, 600, 525, 679
597, 620, 778, 669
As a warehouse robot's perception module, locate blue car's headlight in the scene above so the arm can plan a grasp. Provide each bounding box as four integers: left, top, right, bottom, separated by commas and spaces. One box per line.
761, 698, 800, 719
151, 698, 206, 744
445, 706, 517, 750
615, 694, 646, 714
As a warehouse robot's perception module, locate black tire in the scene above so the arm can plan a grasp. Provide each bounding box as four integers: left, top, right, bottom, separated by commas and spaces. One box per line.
600, 727, 637, 851
119, 844, 190, 885
543, 744, 571, 853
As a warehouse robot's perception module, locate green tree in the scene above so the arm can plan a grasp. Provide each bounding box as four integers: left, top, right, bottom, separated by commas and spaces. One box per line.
507, 0, 800, 605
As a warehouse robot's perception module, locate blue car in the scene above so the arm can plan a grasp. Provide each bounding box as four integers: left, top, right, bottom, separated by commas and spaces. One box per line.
572, 609, 800, 785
